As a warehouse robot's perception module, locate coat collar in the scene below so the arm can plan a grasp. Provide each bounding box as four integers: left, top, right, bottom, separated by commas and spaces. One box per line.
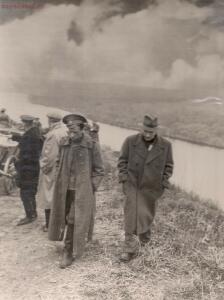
62, 133, 92, 148
133, 133, 165, 163
23, 126, 38, 137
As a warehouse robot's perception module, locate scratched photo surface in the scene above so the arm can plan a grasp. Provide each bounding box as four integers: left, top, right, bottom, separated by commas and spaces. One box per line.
0, 1, 224, 300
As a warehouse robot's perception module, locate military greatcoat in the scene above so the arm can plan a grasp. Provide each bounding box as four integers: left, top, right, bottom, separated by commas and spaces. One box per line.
48, 133, 104, 257
118, 133, 174, 235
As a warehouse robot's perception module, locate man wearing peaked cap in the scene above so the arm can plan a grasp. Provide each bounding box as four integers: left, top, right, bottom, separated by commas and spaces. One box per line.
12, 114, 43, 225
118, 114, 174, 262
37, 111, 67, 232
62, 113, 87, 125
48, 111, 104, 268
20, 115, 36, 122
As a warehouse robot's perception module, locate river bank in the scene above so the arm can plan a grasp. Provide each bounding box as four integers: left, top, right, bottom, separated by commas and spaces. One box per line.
1, 92, 224, 210
28, 82, 224, 148
0, 148, 224, 300
27, 96, 224, 211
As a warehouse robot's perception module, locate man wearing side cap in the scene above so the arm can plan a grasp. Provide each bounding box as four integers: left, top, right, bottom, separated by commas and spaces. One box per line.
37, 112, 67, 232
48, 113, 104, 268
12, 115, 43, 225
118, 115, 174, 262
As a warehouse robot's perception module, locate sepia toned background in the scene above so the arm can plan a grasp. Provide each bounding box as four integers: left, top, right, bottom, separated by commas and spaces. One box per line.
0, 1, 224, 300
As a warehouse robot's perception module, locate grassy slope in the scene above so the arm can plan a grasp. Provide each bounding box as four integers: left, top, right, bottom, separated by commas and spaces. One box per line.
99, 149, 224, 300
0, 148, 224, 299
29, 81, 224, 148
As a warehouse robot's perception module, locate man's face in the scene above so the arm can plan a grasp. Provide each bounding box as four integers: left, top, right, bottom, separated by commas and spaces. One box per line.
48, 118, 56, 127
66, 120, 82, 134
22, 121, 33, 131
141, 126, 157, 141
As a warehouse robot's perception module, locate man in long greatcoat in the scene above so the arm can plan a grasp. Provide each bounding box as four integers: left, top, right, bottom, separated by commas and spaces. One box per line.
118, 115, 174, 261
48, 113, 104, 268
37, 112, 67, 231
12, 115, 43, 225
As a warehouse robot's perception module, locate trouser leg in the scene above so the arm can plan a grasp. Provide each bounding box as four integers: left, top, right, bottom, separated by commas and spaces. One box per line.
65, 190, 75, 224
87, 213, 95, 242
17, 188, 36, 225
120, 233, 139, 262
139, 230, 151, 246
88, 193, 96, 242
30, 188, 37, 218
64, 224, 74, 253
59, 224, 74, 269
64, 190, 75, 253
45, 209, 51, 228
20, 189, 33, 219
123, 233, 139, 254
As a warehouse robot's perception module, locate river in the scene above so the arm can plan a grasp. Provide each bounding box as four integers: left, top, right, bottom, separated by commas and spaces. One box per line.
1, 92, 224, 210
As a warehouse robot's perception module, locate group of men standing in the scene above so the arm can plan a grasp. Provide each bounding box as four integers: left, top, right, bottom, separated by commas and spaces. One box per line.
10, 111, 173, 268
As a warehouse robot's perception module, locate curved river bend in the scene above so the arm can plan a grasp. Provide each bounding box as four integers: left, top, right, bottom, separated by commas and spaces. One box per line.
1, 92, 224, 210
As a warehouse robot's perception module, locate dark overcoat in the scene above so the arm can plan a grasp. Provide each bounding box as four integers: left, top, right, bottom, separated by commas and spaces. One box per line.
118, 134, 174, 235
13, 127, 43, 190
48, 134, 104, 257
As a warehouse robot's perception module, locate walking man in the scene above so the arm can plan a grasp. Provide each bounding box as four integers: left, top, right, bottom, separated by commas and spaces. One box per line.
13, 115, 43, 225
48, 113, 104, 268
37, 112, 67, 231
118, 115, 174, 261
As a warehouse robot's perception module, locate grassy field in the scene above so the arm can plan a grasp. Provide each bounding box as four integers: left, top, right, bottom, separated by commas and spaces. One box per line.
1, 148, 224, 299
29, 81, 224, 148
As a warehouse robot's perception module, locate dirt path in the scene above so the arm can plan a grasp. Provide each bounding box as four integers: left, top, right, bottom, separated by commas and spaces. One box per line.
0, 193, 84, 300
0, 178, 128, 300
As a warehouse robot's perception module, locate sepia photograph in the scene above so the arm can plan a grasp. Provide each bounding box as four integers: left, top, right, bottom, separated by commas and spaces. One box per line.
0, 0, 224, 299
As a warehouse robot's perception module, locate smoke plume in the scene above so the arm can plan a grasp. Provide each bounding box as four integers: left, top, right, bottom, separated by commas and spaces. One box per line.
0, 0, 223, 94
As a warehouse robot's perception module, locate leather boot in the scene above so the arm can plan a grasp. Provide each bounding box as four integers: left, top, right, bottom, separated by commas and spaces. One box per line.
45, 209, 50, 228
17, 217, 33, 226
17, 195, 34, 226
139, 230, 151, 247
119, 252, 137, 262
42, 209, 50, 232
59, 224, 74, 269
31, 198, 38, 220
59, 250, 73, 269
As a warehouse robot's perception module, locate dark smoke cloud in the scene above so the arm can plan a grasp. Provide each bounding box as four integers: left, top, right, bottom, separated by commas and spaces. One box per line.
0, 0, 151, 25
0, 0, 82, 24
0, 0, 217, 25
67, 21, 84, 45
0, 0, 220, 46
64, 0, 219, 45
182, 0, 214, 6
